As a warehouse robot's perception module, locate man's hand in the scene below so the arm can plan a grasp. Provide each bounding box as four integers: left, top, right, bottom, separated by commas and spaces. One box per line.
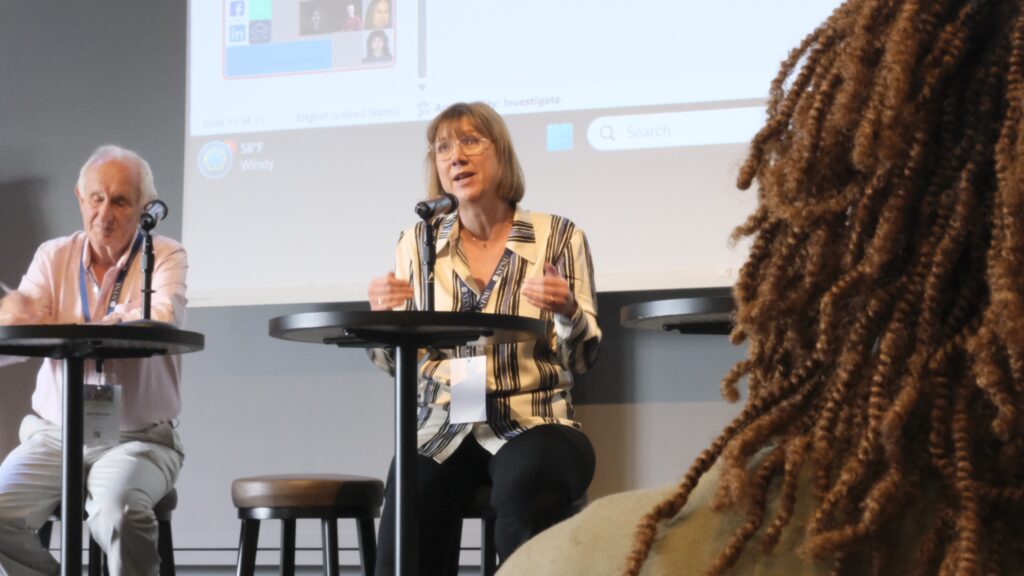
0, 290, 42, 325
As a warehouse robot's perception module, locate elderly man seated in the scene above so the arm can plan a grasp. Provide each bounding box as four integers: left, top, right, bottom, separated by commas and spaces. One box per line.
0, 144, 188, 576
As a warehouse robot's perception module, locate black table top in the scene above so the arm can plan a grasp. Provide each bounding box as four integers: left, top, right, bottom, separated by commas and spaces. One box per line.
269, 309, 545, 348
620, 295, 734, 335
0, 321, 205, 359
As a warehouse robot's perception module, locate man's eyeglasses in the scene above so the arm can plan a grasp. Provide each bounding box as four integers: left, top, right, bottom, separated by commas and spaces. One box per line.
430, 135, 490, 160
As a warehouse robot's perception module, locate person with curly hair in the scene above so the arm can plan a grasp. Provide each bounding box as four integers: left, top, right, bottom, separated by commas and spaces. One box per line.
499, 0, 1024, 574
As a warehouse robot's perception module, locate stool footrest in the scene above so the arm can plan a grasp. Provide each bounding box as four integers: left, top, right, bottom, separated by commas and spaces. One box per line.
237, 505, 380, 521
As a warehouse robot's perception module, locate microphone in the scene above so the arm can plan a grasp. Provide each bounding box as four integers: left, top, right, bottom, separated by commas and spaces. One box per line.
414, 192, 458, 220
139, 200, 168, 231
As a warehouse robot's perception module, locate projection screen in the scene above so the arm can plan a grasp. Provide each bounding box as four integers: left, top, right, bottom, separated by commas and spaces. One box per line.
184, 0, 841, 307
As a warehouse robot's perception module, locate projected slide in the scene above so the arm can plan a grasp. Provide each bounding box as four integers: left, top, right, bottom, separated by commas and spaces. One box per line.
185, 0, 842, 307
221, 0, 395, 78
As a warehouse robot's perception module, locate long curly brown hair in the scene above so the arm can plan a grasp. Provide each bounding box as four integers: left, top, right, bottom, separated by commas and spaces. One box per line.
625, 0, 1024, 574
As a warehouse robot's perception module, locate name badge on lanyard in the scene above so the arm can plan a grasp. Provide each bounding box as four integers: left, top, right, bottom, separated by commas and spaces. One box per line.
448, 249, 513, 423
77, 234, 140, 444
449, 356, 487, 424
84, 380, 121, 446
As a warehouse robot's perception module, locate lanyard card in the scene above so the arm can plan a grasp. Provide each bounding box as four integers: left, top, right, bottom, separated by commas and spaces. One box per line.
449, 356, 487, 424
84, 384, 121, 446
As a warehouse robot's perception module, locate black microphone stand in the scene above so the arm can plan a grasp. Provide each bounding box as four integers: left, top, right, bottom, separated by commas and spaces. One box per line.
139, 217, 158, 320
418, 215, 436, 312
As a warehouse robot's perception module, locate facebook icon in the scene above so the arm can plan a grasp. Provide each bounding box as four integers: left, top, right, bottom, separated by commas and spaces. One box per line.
230, 1, 245, 17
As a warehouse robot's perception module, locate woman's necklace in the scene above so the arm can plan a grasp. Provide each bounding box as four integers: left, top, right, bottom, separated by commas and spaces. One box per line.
461, 219, 511, 249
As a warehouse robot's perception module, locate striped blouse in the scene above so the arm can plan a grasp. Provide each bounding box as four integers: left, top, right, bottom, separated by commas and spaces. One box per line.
371, 207, 601, 462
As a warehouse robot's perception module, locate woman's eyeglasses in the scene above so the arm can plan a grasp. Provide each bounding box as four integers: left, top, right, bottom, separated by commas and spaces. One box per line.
430, 135, 490, 160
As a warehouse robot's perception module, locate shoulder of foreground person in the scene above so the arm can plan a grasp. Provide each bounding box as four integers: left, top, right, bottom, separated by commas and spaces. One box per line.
497, 460, 839, 576
500, 459, 1024, 576
497, 484, 681, 576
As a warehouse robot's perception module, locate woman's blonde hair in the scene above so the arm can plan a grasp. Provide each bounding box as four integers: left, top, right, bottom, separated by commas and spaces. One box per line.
425, 102, 525, 206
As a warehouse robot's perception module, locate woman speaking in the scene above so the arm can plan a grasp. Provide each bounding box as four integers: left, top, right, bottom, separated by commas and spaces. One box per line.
367, 101, 601, 575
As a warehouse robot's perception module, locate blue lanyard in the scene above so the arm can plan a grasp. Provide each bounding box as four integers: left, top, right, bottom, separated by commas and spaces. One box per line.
458, 248, 513, 312
79, 232, 143, 323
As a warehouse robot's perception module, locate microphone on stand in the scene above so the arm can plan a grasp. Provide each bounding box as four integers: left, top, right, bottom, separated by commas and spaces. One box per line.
138, 200, 169, 320
414, 193, 458, 220
140, 200, 168, 231
413, 193, 457, 312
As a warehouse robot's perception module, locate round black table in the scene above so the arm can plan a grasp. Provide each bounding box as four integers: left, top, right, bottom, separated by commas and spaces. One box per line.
269, 310, 544, 576
0, 322, 204, 576
620, 295, 735, 335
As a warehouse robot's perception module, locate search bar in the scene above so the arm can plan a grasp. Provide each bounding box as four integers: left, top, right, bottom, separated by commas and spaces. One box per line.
587, 106, 766, 151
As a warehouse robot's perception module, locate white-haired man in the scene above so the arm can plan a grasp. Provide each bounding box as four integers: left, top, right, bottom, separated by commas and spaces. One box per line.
0, 145, 188, 576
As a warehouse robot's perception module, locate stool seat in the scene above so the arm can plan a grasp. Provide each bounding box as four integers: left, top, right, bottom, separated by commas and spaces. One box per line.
48, 488, 178, 521
232, 474, 384, 510
153, 488, 177, 518
232, 474, 383, 576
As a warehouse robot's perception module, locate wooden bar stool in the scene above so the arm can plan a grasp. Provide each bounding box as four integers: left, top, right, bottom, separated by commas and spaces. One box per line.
462, 484, 587, 576
231, 474, 384, 576
39, 488, 178, 576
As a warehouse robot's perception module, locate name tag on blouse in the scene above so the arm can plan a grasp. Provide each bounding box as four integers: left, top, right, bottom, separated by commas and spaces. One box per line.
449, 356, 486, 424
84, 384, 121, 446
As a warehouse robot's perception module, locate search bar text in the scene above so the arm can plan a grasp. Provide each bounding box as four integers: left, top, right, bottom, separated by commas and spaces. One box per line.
587, 106, 766, 151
